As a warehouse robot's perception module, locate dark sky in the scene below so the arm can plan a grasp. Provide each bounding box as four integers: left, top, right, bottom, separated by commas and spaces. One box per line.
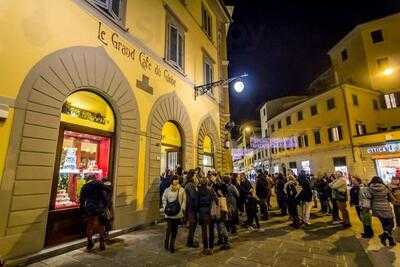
227, 0, 400, 125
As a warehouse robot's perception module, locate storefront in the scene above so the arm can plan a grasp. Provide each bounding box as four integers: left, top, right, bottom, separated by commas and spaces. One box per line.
202, 135, 214, 173
366, 141, 400, 183
46, 91, 115, 246
333, 157, 348, 176
160, 121, 182, 173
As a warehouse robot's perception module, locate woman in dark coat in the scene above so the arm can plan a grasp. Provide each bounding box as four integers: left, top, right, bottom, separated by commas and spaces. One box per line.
275, 173, 288, 216
197, 178, 217, 255
184, 170, 199, 247
225, 175, 240, 233
256, 171, 269, 220
369, 176, 396, 246
80, 175, 109, 251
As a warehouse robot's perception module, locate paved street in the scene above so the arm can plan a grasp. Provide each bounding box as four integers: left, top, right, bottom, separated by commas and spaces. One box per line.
27, 209, 374, 267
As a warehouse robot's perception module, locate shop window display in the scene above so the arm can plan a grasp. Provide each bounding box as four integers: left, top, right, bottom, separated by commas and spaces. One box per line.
55, 130, 111, 210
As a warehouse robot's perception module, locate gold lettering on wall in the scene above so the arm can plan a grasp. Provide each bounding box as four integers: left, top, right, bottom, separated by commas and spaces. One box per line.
97, 21, 176, 87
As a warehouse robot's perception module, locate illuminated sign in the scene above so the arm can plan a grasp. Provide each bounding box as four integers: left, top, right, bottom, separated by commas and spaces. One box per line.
250, 137, 297, 149
367, 142, 400, 154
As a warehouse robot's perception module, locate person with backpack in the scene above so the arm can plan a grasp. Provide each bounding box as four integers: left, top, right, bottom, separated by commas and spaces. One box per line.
80, 174, 109, 251
162, 175, 186, 253
197, 178, 217, 255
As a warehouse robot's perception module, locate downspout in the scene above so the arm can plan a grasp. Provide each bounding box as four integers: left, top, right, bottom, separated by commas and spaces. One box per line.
339, 82, 357, 166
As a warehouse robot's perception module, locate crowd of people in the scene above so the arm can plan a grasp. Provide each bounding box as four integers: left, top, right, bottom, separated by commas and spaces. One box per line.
76, 167, 400, 253
159, 168, 400, 255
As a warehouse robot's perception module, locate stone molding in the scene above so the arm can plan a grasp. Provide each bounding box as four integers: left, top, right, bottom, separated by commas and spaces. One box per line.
0, 46, 140, 259
144, 92, 194, 211
196, 115, 222, 171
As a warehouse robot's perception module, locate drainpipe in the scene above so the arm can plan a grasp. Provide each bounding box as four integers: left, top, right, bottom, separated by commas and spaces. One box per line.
339, 83, 357, 167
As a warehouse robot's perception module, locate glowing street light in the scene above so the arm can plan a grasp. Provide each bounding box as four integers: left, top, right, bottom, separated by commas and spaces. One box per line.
194, 73, 248, 99
383, 67, 394, 76
245, 126, 251, 132
233, 80, 245, 93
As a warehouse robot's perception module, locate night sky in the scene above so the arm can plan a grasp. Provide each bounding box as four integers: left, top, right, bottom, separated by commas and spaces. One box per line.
227, 0, 400, 125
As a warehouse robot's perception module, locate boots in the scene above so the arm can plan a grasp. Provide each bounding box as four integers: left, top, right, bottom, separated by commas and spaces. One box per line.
164, 236, 169, 251
87, 238, 94, 251
379, 232, 388, 246
388, 233, 396, 246
169, 237, 176, 253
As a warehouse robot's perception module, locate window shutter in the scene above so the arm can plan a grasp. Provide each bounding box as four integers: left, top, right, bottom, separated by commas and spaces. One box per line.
297, 136, 303, 147
110, 0, 121, 18
362, 124, 367, 135
169, 25, 178, 63
338, 126, 343, 140
395, 92, 400, 107
94, 0, 108, 8
328, 128, 333, 142
178, 33, 184, 68
304, 135, 309, 147
379, 95, 387, 109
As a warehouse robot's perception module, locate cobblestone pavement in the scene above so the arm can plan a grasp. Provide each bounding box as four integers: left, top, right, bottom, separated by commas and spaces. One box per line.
27, 209, 374, 267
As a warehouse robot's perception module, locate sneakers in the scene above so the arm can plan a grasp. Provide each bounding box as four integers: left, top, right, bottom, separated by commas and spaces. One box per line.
332, 220, 342, 225
248, 226, 255, 231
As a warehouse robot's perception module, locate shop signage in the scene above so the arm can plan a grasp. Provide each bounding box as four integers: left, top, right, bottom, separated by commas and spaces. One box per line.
367, 142, 400, 154
62, 101, 106, 125
97, 22, 176, 86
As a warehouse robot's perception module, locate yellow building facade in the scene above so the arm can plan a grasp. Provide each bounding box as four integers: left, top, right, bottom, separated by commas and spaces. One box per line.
265, 83, 400, 180
0, 0, 232, 261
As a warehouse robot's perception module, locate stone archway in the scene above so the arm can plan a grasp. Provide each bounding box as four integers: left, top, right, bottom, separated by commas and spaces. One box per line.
144, 92, 193, 213
0, 46, 140, 258
197, 115, 222, 172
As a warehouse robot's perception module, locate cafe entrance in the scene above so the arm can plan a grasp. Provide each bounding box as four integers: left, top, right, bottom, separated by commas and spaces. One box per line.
46, 91, 115, 247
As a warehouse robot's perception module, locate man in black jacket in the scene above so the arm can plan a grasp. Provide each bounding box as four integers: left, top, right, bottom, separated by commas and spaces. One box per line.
80, 175, 109, 251
256, 171, 269, 220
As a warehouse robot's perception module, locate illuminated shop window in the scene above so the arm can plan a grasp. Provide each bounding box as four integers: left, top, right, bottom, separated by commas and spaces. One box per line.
54, 91, 114, 210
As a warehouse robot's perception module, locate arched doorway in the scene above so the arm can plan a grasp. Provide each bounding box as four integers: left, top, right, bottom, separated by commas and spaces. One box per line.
46, 90, 116, 246
160, 121, 182, 173
202, 135, 214, 173
197, 116, 221, 172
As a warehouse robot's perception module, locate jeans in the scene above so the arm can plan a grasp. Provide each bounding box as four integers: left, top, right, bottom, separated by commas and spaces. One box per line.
393, 205, 400, 226
165, 218, 180, 250
259, 198, 269, 219
86, 215, 106, 248
300, 201, 313, 224
378, 217, 395, 234
187, 221, 197, 245
319, 197, 329, 213
247, 211, 260, 228
337, 201, 350, 225
331, 199, 340, 221
201, 222, 214, 249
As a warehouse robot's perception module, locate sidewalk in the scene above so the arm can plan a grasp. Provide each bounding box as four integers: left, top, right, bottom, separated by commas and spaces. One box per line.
347, 206, 400, 267
26, 209, 372, 267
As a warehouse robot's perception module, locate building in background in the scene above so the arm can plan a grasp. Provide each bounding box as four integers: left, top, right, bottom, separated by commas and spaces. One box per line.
261, 12, 400, 180
0, 0, 232, 262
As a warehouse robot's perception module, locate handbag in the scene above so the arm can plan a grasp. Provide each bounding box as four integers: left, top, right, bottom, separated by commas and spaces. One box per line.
210, 200, 221, 220
219, 196, 228, 212
164, 189, 181, 216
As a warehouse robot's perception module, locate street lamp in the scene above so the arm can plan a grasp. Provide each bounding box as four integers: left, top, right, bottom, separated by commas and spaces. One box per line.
383, 67, 394, 76
194, 73, 248, 99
